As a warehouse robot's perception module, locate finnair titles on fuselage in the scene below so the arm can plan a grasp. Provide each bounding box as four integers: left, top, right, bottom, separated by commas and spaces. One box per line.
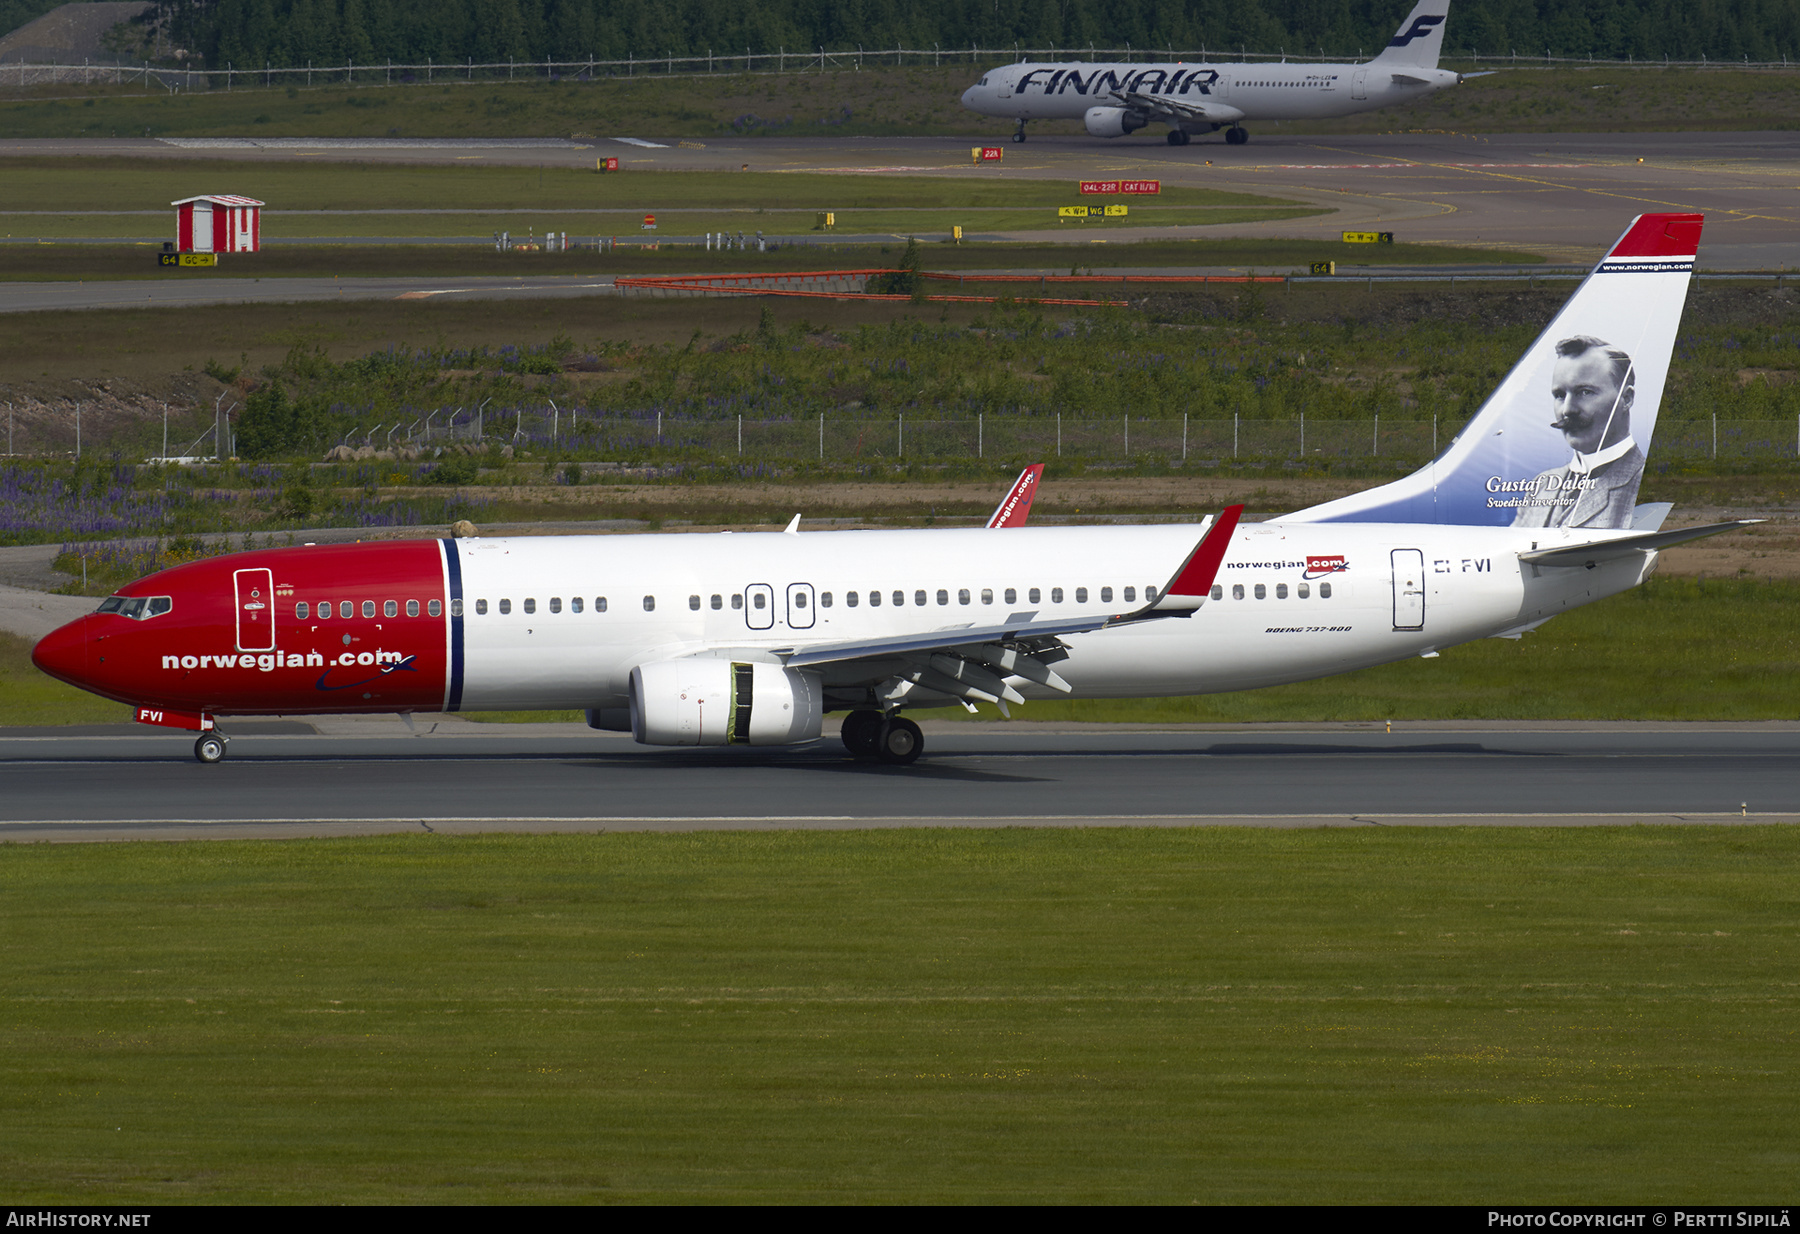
960, 0, 1460, 144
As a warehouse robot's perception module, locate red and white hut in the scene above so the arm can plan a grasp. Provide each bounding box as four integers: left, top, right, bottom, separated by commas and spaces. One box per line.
172, 195, 264, 254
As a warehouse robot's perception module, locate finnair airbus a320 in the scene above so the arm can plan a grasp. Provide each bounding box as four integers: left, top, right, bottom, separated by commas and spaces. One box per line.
961, 0, 1463, 145
35, 213, 1750, 765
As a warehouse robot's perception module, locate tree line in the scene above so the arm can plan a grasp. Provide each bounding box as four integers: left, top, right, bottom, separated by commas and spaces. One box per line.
76, 0, 1800, 70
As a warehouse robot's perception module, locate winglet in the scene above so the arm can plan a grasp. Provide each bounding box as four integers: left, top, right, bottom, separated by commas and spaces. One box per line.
986, 464, 1044, 528
1141, 504, 1243, 616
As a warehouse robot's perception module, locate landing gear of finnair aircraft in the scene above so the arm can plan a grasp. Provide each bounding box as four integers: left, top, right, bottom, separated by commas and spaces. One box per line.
194, 733, 227, 764
875, 716, 924, 766
1166, 129, 1191, 146
1013, 120, 1027, 143
840, 709, 883, 757
1225, 126, 1249, 145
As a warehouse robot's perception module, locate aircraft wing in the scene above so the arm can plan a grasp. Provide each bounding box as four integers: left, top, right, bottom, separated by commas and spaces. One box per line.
1518, 519, 1761, 568
776, 506, 1244, 712
1111, 90, 1245, 125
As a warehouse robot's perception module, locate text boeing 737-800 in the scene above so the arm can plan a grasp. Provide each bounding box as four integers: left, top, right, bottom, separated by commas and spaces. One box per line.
34, 213, 1753, 766
961, 0, 1462, 145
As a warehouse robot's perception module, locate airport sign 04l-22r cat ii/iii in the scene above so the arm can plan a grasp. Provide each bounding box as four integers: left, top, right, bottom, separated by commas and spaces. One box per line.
960, 0, 1470, 145
33, 213, 1754, 765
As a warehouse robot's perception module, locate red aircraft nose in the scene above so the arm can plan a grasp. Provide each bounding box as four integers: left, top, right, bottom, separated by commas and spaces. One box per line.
32, 615, 92, 688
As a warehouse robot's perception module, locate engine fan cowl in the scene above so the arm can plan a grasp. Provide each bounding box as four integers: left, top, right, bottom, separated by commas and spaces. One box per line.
1084, 105, 1146, 138
630, 659, 823, 746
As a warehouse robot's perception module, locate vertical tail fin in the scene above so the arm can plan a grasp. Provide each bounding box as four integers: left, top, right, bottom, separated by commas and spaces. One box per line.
1369, 0, 1451, 69
1283, 213, 1703, 529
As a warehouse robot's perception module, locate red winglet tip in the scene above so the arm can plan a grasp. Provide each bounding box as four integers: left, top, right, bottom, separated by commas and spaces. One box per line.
1607, 212, 1704, 260
1169, 504, 1243, 597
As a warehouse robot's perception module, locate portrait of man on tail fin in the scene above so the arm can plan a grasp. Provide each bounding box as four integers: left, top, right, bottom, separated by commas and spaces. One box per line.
1511, 335, 1645, 529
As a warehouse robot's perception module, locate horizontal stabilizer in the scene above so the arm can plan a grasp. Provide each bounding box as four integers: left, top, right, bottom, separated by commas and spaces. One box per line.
1518, 519, 1760, 567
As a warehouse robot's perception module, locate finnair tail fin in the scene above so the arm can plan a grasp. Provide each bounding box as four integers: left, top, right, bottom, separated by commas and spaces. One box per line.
1282, 212, 1703, 529
1369, 0, 1450, 69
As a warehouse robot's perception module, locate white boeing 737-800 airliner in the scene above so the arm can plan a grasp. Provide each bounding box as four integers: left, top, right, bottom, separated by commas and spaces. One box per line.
961, 0, 1462, 144
35, 213, 1752, 766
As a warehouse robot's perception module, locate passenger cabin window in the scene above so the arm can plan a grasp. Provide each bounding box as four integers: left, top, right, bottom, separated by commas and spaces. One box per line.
711, 595, 722, 610
1320, 582, 1333, 599
847, 591, 859, 607
1005, 588, 1017, 605
359, 601, 373, 619
821, 592, 833, 607
596, 597, 608, 612
474, 599, 486, 615
295, 602, 309, 619
498, 599, 511, 615
340, 602, 353, 619
1051, 587, 1064, 603
1123, 587, 1136, 603
572, 597, 584, 613
1099, 587, 1112, 603
406, 600, 420, 617
794, 593, 808, 609
1028, 588, 1041, 604
432, 600, 445, 616
1232, 584, 1245, 600
523, 598, 536, 615
643, 596, 656, 612
981, 589, 993, 605
689, 595, 701, 611
869, 591, 881, 607
384, 600, 398, 617
1276, 584, 1288, 600
1076, 587, 1088, 603
893, 591, 905, 607
753, 593, 766, 610
1210, 585, 1223, 601
915, 590, 927, 607
730, 594, 742, 610
549, 597, 562, 613
1254, 584, 1266, 600
1298, 583, 1310, 599
318, 602, 332, 620
935, 589, 948, 606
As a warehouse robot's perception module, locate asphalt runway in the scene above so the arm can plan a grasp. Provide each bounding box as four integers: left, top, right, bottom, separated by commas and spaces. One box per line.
2, 130, 1795, 268
4, 721, 1796, 841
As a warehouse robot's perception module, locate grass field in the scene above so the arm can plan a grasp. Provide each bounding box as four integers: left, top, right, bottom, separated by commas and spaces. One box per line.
1, 826, 1794, 1202
0, 64, 1794, 139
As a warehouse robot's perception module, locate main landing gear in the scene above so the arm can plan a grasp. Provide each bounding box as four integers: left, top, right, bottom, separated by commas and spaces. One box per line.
194, 732, 228, 764
1225, 126, 1250, 145
1166, 129, 1192, 146
840, 710, 924, 765
1013, 119, 1028, 143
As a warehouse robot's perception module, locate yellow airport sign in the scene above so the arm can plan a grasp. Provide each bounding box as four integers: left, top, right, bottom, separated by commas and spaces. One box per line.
1103, 204, 1128, 218
158, 253, 217, 267
815, 212, 835, 229
952, 225, 964, 242
1342, 231, 1395, 244
1058, 206, 1090, 219
1310, 260, 1337, 275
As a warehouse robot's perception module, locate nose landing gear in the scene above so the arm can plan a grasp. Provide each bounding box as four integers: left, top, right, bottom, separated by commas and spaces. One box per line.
194, 732, 228, 764
1013, 119, 1028, 143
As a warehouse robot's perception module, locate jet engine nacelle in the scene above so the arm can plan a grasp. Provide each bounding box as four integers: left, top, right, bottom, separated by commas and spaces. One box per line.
1084, 106, 1147, 138
629, 659, 822, 746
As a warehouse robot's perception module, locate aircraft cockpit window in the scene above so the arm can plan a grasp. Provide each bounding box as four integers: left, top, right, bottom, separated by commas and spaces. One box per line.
979, 76, 988, 85
295, 602, 310, 619
98, 595, 174, 621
